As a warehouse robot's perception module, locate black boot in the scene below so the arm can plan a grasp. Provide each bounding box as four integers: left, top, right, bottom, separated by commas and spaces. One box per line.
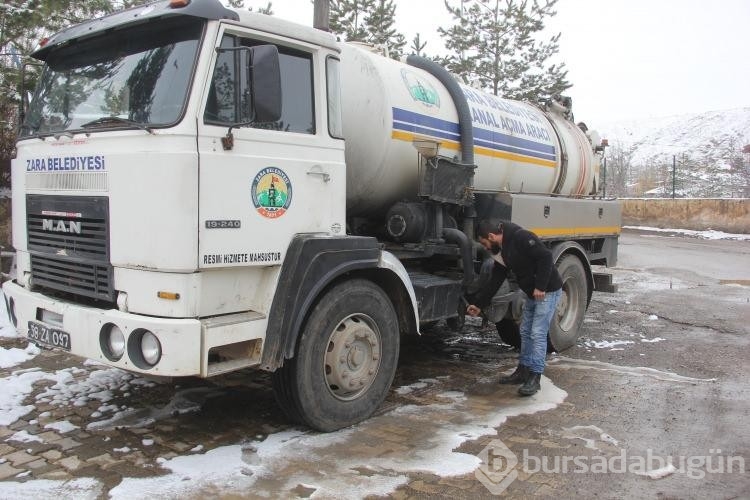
499, 364, 530, 385
518, 372, 542, 396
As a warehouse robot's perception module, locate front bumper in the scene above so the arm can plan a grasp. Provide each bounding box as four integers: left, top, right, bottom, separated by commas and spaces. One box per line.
2, 280, 202, 377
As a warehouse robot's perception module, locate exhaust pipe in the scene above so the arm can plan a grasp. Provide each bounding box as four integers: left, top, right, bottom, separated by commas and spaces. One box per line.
313, 0, 330, 31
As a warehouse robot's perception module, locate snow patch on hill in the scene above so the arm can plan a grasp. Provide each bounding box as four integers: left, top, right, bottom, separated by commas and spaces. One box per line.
596, 107, 750, 197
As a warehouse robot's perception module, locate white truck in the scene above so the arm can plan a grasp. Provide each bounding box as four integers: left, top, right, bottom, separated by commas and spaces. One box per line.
4, 0, 620, 431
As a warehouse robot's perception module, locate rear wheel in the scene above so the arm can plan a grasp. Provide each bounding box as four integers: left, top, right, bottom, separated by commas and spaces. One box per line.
548, 254, 588, 352
272, 279, 399, 432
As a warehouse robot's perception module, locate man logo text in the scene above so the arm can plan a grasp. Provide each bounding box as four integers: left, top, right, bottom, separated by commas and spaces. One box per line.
42, 219, 82, 234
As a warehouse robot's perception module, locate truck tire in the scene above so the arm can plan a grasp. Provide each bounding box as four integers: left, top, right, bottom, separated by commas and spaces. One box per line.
548, 254, 588, 352
272, 279, 399, 432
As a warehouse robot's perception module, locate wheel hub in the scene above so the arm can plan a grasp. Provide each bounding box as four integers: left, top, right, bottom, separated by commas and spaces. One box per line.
324, 314, 381, 401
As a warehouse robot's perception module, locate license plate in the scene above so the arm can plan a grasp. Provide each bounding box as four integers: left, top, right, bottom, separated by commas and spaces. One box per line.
27, 321, 71, 351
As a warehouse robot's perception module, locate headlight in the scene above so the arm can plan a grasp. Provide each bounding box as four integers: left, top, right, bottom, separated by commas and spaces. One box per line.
100, 323, 125, 361
140, 331, 161, 366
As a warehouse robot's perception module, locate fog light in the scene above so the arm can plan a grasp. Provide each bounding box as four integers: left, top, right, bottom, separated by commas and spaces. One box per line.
140, 331, 161, 366
100, 323, 125, 361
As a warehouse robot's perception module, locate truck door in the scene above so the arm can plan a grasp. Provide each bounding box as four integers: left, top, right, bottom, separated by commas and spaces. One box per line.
197, 29, 345, 283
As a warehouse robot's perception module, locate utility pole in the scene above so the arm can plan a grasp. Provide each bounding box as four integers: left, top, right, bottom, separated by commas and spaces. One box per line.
602, 157, 606, 198
313, 0, 330, 32
672, 155, 676, 199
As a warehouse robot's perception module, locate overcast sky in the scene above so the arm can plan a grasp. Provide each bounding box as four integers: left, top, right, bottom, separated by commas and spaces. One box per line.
248, 0, 749, 128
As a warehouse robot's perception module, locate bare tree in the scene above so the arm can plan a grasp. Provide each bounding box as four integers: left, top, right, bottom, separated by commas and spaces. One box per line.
604, 141, 636, 197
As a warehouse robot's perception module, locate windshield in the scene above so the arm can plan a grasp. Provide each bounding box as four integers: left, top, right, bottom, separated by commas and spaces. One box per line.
22, 17, 204, 138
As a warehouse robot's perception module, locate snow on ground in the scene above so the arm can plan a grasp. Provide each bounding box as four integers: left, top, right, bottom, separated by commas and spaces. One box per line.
636, 463, 678, 480
43, 420, 79, 433
393, 378, 439, 395
624, 226, 750, 241
6, 430, 44, 443
583, 339, 635, 350
0, 343, 40, 369
548, 357, 716, 383
0, 477, 101, 500
36, 367, 127, 408
109, 377, 568, 499
0, 369, 59, 426
641, 338, 666, 344
0, 363, 155, 429
561, 424, 619, 451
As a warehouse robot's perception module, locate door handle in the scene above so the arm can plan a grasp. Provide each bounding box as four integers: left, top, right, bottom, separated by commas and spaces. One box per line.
306, 165, 330, 183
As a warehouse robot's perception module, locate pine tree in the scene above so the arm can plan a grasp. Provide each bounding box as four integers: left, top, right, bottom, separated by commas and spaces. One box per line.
409, 33, 428, 57
364, 0, 405, 58
329, 0, 374, 42
330, 0, 406, 59
439, 0, 571, 103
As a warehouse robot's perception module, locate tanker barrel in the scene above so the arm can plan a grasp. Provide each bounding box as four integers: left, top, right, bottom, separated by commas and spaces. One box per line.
340, 44, 600, 217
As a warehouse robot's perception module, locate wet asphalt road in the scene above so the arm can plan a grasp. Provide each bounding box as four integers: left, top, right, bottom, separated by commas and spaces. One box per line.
0, 228, 748, 499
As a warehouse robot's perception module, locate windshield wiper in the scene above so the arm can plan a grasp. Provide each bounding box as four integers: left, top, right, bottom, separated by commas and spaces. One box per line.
81, 116, 154, 134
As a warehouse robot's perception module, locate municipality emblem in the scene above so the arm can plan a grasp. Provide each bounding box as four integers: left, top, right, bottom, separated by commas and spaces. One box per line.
252, 167, 292, 218
401, 69, 440, 108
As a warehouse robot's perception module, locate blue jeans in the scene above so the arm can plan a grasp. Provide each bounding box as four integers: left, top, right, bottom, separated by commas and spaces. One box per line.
519, 288, 562, 374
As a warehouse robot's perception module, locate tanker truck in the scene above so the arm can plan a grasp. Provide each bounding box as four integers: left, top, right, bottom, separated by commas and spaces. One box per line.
3, 0, 620, 431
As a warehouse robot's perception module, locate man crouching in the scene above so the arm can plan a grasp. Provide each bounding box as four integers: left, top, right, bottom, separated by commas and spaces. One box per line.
466, 220, 562, 396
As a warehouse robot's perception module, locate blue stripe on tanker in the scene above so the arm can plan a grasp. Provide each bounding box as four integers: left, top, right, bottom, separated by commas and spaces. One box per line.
393, 121, 556, 162
392, 107, 557, 161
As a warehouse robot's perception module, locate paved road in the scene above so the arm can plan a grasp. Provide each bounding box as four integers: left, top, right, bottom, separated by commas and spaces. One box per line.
0, 228, 747, 498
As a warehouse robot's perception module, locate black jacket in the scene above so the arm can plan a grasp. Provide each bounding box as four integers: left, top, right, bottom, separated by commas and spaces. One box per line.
472, 222, 563, 308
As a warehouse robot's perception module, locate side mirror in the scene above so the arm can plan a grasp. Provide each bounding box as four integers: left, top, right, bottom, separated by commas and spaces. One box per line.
216, 44, 282, 150
249, 45, 281, 123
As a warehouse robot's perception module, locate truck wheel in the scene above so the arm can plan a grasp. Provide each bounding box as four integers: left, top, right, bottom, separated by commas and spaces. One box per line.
548, 254, 588, 352
496, 318, 521, 348
272, 279, 399, 432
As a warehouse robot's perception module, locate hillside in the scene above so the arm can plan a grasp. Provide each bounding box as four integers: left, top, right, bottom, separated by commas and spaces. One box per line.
595, 107, 750, 198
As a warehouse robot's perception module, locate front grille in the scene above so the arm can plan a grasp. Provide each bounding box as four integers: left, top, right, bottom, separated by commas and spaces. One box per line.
30, 254, 113, 301
27, 195, 113, 302
27, 215, 108, 260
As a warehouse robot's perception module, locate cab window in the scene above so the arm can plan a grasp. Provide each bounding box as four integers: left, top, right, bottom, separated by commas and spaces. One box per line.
204, 34, 314, 134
